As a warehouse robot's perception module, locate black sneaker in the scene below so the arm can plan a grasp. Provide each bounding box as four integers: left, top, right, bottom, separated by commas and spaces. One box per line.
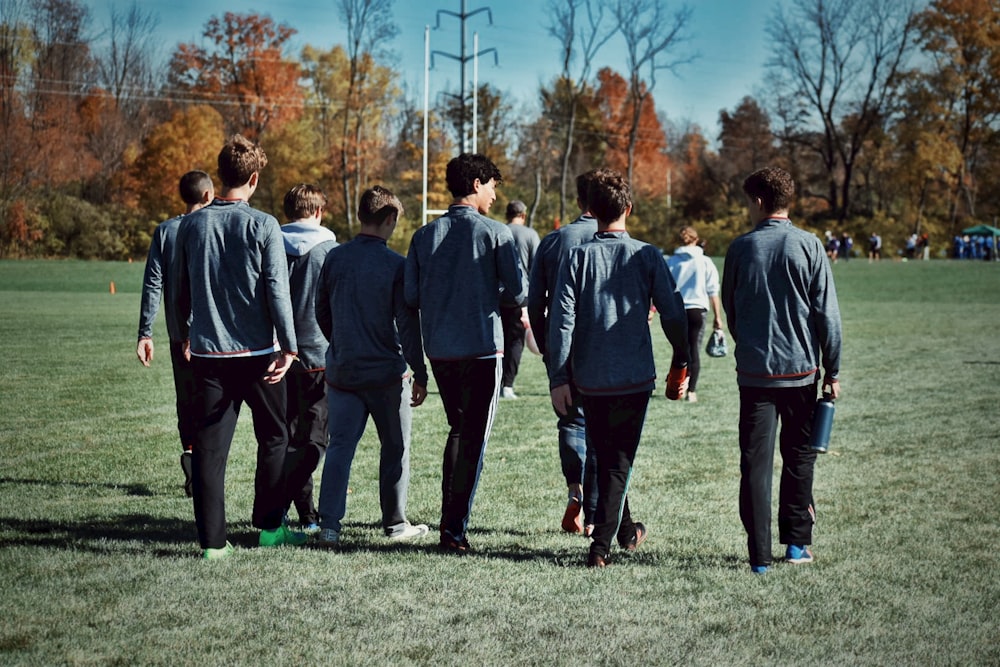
180, 451, 193, 497
620, 522, 647, 552
587, 552, 609, 568
439, 534, 471, 555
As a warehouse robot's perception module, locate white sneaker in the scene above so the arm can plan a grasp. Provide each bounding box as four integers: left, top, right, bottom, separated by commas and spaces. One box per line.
388, 523, 429, 541
685, 391, 698, 403
317, 528, 340, 548
501, 386, 518, 399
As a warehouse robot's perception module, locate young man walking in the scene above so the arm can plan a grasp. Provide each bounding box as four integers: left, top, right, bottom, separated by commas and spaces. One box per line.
404, 153, 526, 554
499, 199, 539, 399
547, 168, 689, 568
173, 134, 306, 559
722, 166, 842, 574
527, 170, 600, 536
136, 170, 214, 497
315, 186, 430, 546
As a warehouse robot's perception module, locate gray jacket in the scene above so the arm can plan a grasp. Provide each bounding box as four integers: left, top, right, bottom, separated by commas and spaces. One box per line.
172, 199, 297, 357
138, 215, 184, 341
721, 217, 842, 388
527, 214, 598, 358
283, 221, 338, 371
404, 204, 526, 361
547, 231, 688, 395
317, 234, 428, 390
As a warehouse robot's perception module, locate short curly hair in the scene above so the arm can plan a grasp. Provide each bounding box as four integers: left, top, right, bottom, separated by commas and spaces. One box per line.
445, 153, 502, 198
586, 168, 631, 225
742, 167, 795, 213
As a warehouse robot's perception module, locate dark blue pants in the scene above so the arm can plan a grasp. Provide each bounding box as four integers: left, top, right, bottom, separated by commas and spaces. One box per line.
555, 388, 598, 525
284, 369, 329, 524
169, 340, 198, 451
190, 355, 289, 549
738, 384, 818, 567
431, 357, 501, 541
581, 391, 650, 559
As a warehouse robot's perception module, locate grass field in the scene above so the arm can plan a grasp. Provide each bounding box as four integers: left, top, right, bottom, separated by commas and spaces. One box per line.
1, 257, 998, 666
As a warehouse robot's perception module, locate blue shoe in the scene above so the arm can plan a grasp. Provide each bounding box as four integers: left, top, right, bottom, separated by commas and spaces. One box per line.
785, 544, 814, 564
750, 565, 768, 575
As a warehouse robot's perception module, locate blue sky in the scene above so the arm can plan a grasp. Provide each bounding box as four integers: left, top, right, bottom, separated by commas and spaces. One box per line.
90, 0, 779, 139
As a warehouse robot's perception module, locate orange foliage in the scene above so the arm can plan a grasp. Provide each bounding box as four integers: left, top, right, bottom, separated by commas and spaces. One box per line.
593, 67, 670, 199
168, 12, 303, 139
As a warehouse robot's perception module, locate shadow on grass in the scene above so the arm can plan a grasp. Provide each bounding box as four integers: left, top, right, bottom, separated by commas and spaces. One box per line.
0, 514, 196, 556
0, 476, 155, 496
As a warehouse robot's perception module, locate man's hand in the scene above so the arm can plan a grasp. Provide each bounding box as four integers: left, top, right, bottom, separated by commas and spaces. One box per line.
550, 384, 573, 416
136, 338, 154, 367
263, 352, 296, 384
823, 377, 841, 400
411, 382, 428, 407
183, 340, 191, 362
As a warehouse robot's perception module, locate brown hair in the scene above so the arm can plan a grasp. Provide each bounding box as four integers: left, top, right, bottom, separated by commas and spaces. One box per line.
217, 134, 267, 188
358, 185, 403, 227
678, 226, 699, 245
586, 168, 631, 224
742, 167, 795, 214
283, 184, 327, 221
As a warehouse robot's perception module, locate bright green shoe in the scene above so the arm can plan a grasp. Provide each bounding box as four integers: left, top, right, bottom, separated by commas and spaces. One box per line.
202, 542, 234, 561
259, 524, 308, 547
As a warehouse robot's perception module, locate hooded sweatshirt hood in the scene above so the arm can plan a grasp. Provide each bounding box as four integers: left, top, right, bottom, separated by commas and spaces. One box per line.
282, 221, 337, 257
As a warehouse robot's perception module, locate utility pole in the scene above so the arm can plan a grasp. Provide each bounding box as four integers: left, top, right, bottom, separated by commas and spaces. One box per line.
431, 0, 497, 153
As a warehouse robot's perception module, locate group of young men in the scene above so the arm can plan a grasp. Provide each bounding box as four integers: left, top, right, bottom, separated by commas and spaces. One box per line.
138, 134, 842, 572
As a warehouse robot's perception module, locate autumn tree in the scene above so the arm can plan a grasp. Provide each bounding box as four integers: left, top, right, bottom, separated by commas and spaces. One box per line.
767, 0, 919, 224
912, 0, 1000, 229
126, 104, 224, 223
592, 67, 670, 200
87, 1, 160, 203
167, 12, 302, 139
545, 0, 617, 224
333, 0, 399, 231
444, 83, 515, 173
300, 43, 400, 232
613, 0, 692, 191
717, 96, 778, 207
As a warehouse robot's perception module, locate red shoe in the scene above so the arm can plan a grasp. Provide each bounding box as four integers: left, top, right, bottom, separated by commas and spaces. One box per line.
561, 497, 583, 534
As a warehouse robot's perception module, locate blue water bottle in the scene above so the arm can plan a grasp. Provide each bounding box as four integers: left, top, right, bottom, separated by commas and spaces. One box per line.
809, 393, 835, 453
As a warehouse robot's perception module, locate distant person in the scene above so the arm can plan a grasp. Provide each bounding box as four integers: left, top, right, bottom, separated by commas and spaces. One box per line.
840, 232, 852, 261
868, 232, 882, 262
499, 199, 540, 399
547, 168, 689, 568
280, 184, 338, 533
136, 170, 214, 497
722, 166, 842, 575
527, 170, 600, 536
666, 225, 723, 403
404, 153, 526, 554
315, 186, 430, 546
918, 233, 930, 261
173, 134, 306, 560
905, 233, 917, 259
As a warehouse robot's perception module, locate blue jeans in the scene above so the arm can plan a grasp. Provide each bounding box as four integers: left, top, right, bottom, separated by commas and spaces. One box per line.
556, 388, 598, 524
318, 380, 413, 537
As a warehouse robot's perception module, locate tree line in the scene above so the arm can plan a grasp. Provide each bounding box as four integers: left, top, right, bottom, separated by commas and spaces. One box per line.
1, 0, 997, 260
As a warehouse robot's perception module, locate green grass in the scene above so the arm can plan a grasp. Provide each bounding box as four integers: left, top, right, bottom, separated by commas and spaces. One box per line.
1, 257, 998, 665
